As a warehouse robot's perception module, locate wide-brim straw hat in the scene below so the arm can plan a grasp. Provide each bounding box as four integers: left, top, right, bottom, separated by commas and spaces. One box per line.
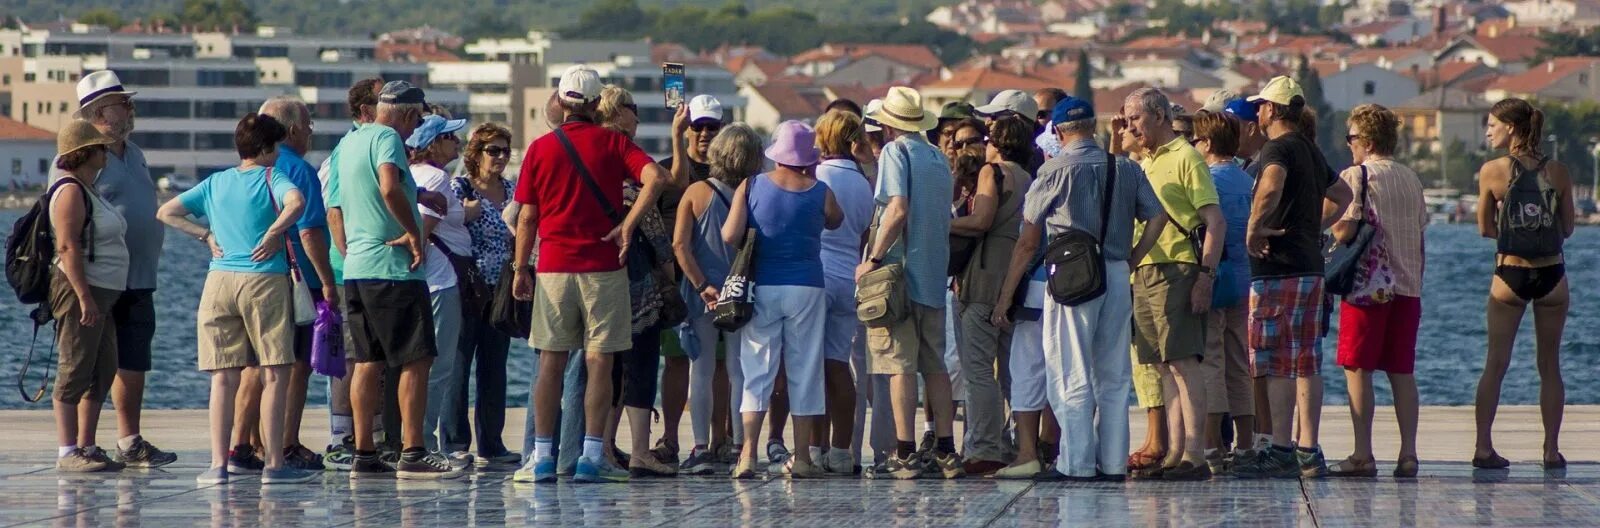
58, 120, 115, 157
866, 87, 938, 132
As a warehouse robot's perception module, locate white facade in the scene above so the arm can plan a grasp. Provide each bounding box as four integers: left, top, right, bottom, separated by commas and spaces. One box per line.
0, 138, 54, 190
1320, 63, 1421, 111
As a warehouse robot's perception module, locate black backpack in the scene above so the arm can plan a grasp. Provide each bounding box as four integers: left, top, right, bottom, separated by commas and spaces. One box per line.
6, 177, 94, 305
1496, 156, 1563, 259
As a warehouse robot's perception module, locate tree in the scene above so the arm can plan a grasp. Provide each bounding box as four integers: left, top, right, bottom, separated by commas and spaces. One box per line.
77, 8, 122, 29
1074, 49, 1094, 103
1533, 30, 1600, 63
1293, 54, 1344, 162
180, 0, 256, 31
568, 0, 648, 39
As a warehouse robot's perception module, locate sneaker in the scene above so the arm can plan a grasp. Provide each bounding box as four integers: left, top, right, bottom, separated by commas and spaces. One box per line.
285, 444, 326, 471
1233, 447, 1299, 479
196, 466, 228, 486
821, 449, 855, 475
324, 438, 355, 471
575, 457, 629, 483
650, 438, 680, 466
262, 466, 321, 484
916, 431, 936, 459
873, 455, 921, 480
926, 452, 966, 480
1163, 460, 1213, 481
396, 451, 465, 480
629, 454, 678, 478
349, 452, 396, 479
681, 447, 719, 475
1206, 450, 1230, 477
786, 457, 824, 479
513, 456, 557, 484
83, 447, 126, 472
765, 441, 790, 466
56, 448, 108, 473
447, 451, 476, 471
116, 438, 177, 469
611, 446, 631, 468
226, 445, 265, 475
990, 460, 1040, 480
379, 448, 400, 465
719, 443, 741, 467
478, 451, 521, 468
1297, 448, 1329, 479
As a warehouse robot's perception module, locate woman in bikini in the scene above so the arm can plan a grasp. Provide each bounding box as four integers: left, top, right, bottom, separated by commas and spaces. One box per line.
1472, 98, 1574, 470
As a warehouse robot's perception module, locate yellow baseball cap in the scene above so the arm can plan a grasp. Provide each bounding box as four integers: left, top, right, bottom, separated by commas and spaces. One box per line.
1246, 76, 1304, 106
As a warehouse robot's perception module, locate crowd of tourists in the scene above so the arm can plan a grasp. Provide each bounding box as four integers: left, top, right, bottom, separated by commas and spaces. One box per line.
25, 65, 1576, 484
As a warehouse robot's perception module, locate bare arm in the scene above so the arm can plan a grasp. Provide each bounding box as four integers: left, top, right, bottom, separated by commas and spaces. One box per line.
610, 163, 671, 262
299, 228, 338, 301
669, 106, 693, 188
867, 196, 909, 261
721, 179, 750, 246
1132, 213, 1168, 266
674, 183, 710, 288
990, 220, 1043, 328
1321, 179, 1353, 230
1246, 164, 1288, 258
1195, 204, 1225, 269
378, 163, 423, 270
1477, 161, 1500, 239
951, 164, 1000, 236
327, 207, 347, 256
823, 188, 844, 230
51, 185, 99, 325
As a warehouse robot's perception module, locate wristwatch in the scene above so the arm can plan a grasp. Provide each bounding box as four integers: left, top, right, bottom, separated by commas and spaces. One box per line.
695, 281, 711, 293
1198, 266, 1216, 275
868, 257, 884, 265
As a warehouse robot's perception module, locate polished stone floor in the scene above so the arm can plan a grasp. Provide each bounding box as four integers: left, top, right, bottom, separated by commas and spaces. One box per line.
0, 453, 1596, 527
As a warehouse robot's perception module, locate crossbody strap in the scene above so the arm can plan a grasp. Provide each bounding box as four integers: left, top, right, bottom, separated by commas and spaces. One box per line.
50, 177, 96, 263
1098, 152, 1117, 242
262, 167, 301, 281
554, 127, 624, 227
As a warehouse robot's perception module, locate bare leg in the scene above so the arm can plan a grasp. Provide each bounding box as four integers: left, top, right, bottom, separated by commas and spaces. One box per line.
111, 370, 145, 441
888, 374, 919, 447
1206, 413, 1224, 452
1231, 414, 1255, 451
1136, 407, 1167, 459
626, 406, 659, 465
54, 399, 79, 448
1171, 358, 1207, 464
583, 352, 615, 438
1265, 376, 1296, 448
398, 358, 433, 450
1345, 368, 1376, 461
1011, 411, 1040, 465
1253, 378, 1272, 436
209, 369, 242, 468
258, 365, 291, 470
1388, 373, 1419, 460
77, 399, 106, 448
1041, 407, 1060, 444
740, 411, 767, 466
923, 373, 956, 438
824, 360, 855, 450
660, 356, 689, 449
350, 362, 383, 452
769, 367, 789, 446
1296, 375, 1324, 449
1532, 279, 1569, 463
1475, 277, 1524, 459
532, 351, 570, 439
285, 359, 312, 449
605, 404, 623, 466
1161, 369, 1184, 466
232, 367, 263, 450
792, 416, 817, 465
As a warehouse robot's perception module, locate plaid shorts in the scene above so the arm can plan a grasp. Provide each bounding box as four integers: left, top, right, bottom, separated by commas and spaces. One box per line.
1248, 276, 1326, 379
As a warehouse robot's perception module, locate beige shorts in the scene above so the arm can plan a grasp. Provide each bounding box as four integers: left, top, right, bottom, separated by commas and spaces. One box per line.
197, 271, 297, 371
866, 303, 946, 376
530, 270, 632, 354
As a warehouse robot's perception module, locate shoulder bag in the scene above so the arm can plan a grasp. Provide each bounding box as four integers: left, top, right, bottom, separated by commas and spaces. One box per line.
1042, 152, 1116, 306
1323, 164, 1383, 298
264, 167, 316, 325
857, 144, 915, 327
713, 179, 757, 331
430, 234, 491, 320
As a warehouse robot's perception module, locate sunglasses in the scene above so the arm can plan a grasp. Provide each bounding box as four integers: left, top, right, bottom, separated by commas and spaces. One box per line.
1345, 134, 1364, 144
622, 103, 639, 116
483, 146, 511, 158
1035, 110, 1050, 121
690, 122, 722, 133
955, 137, 987, 149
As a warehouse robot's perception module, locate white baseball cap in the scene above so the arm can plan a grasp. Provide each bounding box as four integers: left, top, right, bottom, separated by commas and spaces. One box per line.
974, 89, 1038, 119
863, 99, 884, 132
688, 95, 723, 123
558, 65, 602, 104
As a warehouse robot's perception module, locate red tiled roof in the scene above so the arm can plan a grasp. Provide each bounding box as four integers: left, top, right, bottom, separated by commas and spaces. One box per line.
1092, 82, 1201, 118
821, 84, 883, 106
1343, 19, 1407, 37
790, 43, 944, 71
1472, 35, 1545, 64
1347, 47, 1428, 66
1402, 61, 1495, 86
1229, 60, 1290, 80
921, 66, 1061, 93
750, 83, 831, 117
0, 116, 53, 141
1487, 57, 1600, 95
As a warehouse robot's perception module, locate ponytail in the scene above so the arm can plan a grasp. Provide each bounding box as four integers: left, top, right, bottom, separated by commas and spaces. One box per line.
1490, 98, 1545, 157
1522, 109, 1546, 157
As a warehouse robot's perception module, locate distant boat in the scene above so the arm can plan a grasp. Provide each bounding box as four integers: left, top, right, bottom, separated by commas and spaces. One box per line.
1423, 188, 1475, 224
160, 174, 198, 192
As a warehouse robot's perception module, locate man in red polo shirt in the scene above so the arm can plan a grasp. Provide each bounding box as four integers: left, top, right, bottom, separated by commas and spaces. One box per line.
510, 65, 676, 484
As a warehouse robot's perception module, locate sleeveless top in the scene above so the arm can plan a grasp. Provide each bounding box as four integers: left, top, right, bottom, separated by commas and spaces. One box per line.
50, 176, 130, 291
680, 178, 737, 317
957, 161, 1031, 304
1496, 156, 1563, 259
748, 173, 827, 288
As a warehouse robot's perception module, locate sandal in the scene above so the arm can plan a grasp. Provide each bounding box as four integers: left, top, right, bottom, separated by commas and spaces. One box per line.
1127, 450, 1166, 471
1328, 455, 1378, 477
1544, 453, 1567, 470
1393, 455, 1419, 478
1471, 451, 1510, 469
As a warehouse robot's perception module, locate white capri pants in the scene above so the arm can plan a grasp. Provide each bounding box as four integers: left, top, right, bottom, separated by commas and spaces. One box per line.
683, 311, 744, 447
1009, 278, 1049, 413
822, 279, 857, 363
740, 285, 827, 416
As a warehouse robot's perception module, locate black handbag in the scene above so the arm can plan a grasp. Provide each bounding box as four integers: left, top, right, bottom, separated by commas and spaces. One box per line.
1323, 165, 1375, 296
488, 261, 532, 339
1044, 152, 1116, 306
948, 163, 1005, 277
431, 235, 491, 321
714, 181, 757, 331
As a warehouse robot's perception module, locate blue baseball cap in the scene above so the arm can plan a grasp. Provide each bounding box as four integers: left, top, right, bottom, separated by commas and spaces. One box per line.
1224, 98, 1258, 123
1050, 96, 1095, 126
406, 114, 467, 149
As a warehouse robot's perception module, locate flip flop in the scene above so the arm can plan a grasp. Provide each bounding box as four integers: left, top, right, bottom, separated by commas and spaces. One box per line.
1127, 451, 1166, 470
1328, 455, 1378, 477
1544, 453, 1567, 470
1471, 451, 1510, 469
1393, 456, 1419, 478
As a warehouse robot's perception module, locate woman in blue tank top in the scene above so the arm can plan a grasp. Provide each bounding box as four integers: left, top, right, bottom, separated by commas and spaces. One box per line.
720, 121, 843, 478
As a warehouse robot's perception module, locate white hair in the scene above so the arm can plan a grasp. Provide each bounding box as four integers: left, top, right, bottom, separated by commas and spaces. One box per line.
376, 102, 424, 117
1125, 87, 1173, 124
1054, 119, 1095, 135
258, 95, 309, 131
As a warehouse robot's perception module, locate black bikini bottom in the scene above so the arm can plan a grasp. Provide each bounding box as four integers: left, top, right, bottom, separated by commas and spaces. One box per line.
1495, 264, 1566, 301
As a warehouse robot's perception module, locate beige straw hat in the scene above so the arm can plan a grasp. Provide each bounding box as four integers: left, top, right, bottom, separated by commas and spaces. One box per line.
57, 120, 115, 157
866, 87, 939, 132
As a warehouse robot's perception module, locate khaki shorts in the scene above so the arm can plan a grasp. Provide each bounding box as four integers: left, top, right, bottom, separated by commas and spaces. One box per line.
1132, 263, 1206, 365
197, 271, 297, 371
866, 303, 946, 376
530, 271, 631, 354
49, 269, 121, 404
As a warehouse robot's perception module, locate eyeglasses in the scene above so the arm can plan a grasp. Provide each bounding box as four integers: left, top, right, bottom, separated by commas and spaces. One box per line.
622, 103, 639, 116
955, 137, 987, 149
690, 122, 722, 133
1345, 134, 1364, 144
1035, 110, 1050, 121
483, 146, 511, 158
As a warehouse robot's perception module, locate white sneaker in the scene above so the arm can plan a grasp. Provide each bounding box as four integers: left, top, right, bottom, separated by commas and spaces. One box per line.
822, 449, 855, 475
447, 451, 475, 470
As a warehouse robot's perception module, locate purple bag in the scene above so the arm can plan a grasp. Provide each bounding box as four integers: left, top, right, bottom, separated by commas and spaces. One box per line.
311, 301, 346, 378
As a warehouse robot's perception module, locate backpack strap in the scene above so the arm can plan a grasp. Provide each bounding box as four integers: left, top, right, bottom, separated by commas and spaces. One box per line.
1099, 152, 1117, 242
49, 177, 95, 263
553, 127, 624, 227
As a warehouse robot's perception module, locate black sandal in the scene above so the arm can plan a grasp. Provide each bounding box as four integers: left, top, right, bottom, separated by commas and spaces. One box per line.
1471, 451, 1510, 469
1393, 456, 1419, 478
1544, 453, 1567, 470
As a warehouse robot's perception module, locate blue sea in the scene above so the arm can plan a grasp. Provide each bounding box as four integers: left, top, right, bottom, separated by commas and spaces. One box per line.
2, 212, 1597, 409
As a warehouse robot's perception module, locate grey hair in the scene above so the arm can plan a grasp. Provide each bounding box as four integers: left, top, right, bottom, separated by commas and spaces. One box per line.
258, 95, 309, 131
1054, 119, 1096, 136
1125, 87, 1172, 124
376, 102, 424, 118
707, 123, 763, 186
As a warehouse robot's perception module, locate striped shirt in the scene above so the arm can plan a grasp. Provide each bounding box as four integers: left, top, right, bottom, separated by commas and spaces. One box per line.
1340, 159, 1427, 297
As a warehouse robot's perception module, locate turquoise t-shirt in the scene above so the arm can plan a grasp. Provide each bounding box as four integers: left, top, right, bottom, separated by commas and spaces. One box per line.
177, 165, 299, 274
327, 124, 422, 282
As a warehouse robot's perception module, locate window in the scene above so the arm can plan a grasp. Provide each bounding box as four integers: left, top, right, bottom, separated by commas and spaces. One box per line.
1363, 81, 1376, 96
38, 159, 48, 174
1582, 73, 1590, 86
129, 131, 191, 150
10, 159, 19, 176
194, 133, 235, 150
58, 102, 67, 113
118, 69, 171, 86
134, 100, 192, 118
2, 74, 9, 86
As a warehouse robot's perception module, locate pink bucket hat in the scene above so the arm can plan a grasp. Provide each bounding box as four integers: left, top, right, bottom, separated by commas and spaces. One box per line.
764, 120, 819, 167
